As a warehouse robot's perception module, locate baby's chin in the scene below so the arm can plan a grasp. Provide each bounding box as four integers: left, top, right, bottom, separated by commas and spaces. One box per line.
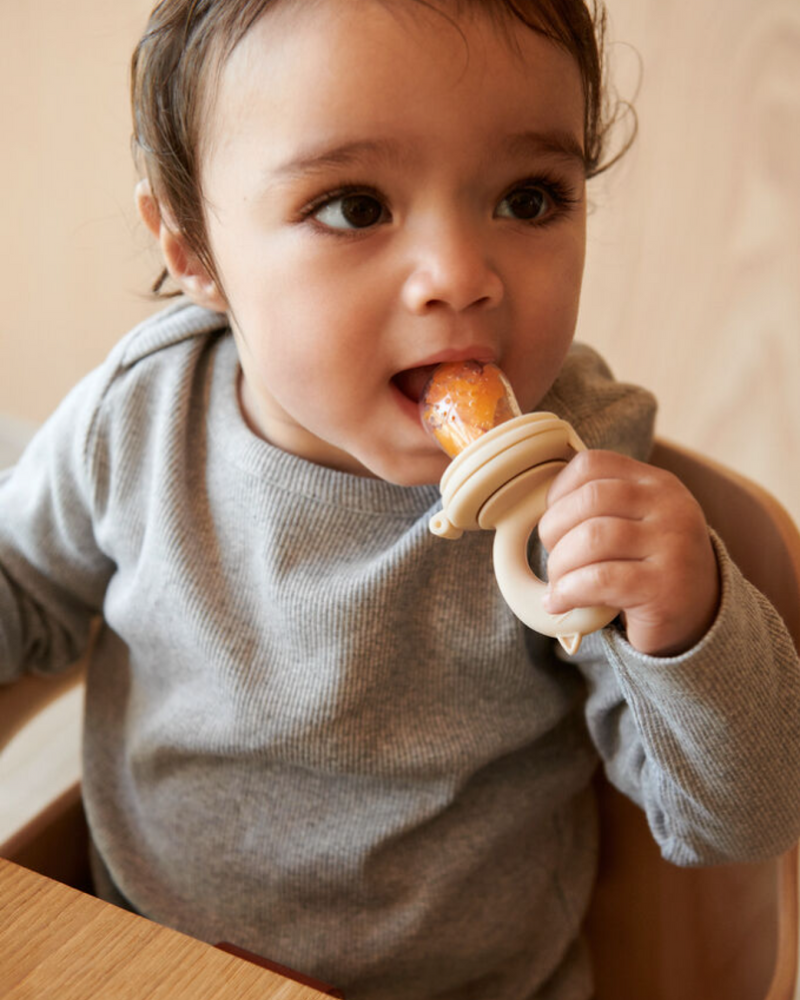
353, 447, 449, 488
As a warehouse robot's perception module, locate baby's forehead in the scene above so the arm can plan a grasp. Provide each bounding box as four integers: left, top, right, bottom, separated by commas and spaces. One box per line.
211, 0, 580, 107
217, 0, 563, 75
196, 0, 585, 190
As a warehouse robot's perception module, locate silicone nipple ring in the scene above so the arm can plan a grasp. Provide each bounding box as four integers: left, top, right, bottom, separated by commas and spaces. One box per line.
421, 362, 618, 654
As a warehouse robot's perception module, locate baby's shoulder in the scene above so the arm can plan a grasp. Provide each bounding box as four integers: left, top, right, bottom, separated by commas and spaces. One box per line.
89, 298, 230, 417
112, 298, 229, 374
75, 299, 230, 460
540, 342, 658, 460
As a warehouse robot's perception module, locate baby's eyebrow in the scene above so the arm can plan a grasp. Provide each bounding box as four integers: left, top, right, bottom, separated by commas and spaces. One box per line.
503, 129, 586, 170
267, 128, 585, 185
270, 139, 408, 181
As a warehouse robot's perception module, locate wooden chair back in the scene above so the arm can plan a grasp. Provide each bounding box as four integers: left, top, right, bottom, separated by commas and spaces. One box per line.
587, 439, 800, 1000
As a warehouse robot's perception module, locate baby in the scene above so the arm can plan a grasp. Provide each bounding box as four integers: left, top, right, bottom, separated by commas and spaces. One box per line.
2, 1, 799, 998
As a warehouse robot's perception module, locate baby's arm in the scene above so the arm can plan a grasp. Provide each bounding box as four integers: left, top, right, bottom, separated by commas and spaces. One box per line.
570, 537, 800, 865
541, 449, 800, 863
530, 344, 800, 861
0, 373, 112, 683
539, 449, 720, 656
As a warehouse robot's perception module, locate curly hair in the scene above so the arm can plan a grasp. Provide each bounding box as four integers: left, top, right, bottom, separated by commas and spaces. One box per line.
131, 0, 633, 293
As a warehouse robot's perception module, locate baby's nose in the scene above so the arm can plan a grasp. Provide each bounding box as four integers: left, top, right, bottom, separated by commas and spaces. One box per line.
401, 231, 504, 315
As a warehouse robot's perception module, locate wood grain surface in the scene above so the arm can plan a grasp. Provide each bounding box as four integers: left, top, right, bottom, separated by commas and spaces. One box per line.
0, 858, 333, 1000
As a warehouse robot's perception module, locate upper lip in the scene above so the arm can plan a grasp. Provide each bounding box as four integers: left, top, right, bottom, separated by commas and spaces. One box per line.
407, 345, 497, 368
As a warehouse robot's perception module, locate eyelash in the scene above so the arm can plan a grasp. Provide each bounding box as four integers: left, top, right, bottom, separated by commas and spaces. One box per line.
298, 184, 389, 235
297, 174, 581, 236
498, 175, 582, 228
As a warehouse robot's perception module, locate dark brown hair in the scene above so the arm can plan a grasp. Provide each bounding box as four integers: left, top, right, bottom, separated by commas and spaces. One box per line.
131, 0, 633, 294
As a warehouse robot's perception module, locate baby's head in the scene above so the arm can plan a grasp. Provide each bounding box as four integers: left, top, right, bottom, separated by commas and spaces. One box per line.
132, 0, 626, 485
133, 0, 615, 291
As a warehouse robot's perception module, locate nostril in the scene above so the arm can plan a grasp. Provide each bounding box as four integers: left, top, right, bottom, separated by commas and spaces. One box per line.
402, 263, 504, 316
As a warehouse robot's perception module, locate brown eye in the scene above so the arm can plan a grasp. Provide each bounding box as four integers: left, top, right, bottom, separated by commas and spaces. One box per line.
497, 186, 549, 221
314, 192, 387, 230
340, 194, 384, 227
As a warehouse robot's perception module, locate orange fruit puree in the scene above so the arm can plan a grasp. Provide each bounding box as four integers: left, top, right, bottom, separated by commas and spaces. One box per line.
419, 361, 521, 458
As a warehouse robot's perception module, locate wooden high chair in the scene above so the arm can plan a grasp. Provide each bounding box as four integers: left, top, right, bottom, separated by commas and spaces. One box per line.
587, 440, 800, 1000
2, 439, 799, 1000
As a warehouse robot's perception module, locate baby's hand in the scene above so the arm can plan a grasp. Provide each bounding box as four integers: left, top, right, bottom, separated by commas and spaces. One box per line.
538, 450, 720, 657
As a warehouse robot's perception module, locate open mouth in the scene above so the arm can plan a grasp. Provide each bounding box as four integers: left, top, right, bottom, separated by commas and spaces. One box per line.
391, 365, 438, 405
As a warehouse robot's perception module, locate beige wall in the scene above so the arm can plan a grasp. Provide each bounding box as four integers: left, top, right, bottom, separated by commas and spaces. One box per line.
580, 0, 800, 523
1, 0, 798, 520
0, 0, 158, 428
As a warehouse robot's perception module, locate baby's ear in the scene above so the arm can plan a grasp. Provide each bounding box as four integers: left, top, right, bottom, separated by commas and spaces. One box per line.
135, 179, 228, 313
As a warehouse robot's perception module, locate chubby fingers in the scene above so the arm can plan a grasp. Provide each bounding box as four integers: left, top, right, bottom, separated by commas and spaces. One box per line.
540, 463, 649, 550
539, 449, 655, 554
538, 450, 670, 613
537, 449, 720, 656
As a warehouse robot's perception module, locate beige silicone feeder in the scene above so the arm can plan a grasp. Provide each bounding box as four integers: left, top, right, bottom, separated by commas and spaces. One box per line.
420, 360, 617, 654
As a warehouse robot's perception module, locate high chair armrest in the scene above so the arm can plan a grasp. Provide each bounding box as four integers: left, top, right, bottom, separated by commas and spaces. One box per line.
0, 659, 86, 754
0, 619, 99, 754
0, 658, 86, 751
765, 844, 800, 1000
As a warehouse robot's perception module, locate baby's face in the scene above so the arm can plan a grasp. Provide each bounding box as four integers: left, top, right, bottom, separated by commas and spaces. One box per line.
201, 0, 587, 485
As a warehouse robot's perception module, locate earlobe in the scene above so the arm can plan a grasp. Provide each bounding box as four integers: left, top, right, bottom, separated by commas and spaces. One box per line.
159, 226, 229, 312
134, 178, 228, 313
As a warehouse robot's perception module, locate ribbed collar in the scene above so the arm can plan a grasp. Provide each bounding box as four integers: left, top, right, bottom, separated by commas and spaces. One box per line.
208, 333, 442, 518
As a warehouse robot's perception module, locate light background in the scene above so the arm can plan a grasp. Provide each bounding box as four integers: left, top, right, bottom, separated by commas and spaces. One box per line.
1, 0, 798, 523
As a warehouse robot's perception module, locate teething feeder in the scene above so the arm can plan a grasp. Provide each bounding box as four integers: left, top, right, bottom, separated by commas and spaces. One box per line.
421, 363, 618, 654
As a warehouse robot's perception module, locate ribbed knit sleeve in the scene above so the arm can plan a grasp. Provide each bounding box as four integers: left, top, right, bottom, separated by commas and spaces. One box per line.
0, 301, 229, 681
577, 531, 800, 865
546, 346, 800, 864
0, 364, 113, 679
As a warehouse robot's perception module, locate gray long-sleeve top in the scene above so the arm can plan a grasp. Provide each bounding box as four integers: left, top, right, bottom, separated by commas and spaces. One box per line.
2, 300, 799, 1000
